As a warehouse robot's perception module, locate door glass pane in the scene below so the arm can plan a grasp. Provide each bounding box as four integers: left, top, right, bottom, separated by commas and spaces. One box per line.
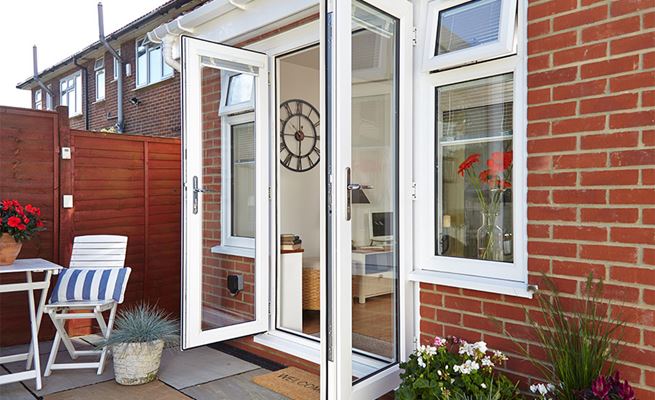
351, 0, 398, 374
200, 61, 258, 330
436, 0, 502, 55
436, 74, 514, 262
226, 74, 254, 106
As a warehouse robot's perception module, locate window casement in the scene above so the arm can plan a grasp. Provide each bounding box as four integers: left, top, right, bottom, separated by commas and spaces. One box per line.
422, 0, 517, 72
213, 71, 257, 256
412, 0, 529, 297
45, 85, 53, 110
113, 49, 121, 81
34, 89, 42, 110
95, 58, 106, 101
60, 71, 83, 117
136, 36, 173, 87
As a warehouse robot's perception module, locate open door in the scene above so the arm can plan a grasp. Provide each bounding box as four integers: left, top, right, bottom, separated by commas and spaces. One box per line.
322, 0, 413, 399
181, 36, 270, 349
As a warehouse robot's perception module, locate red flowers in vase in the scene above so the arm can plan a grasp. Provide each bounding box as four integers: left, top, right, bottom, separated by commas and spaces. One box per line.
458, 151, 513, 214
1, 199, 45, 242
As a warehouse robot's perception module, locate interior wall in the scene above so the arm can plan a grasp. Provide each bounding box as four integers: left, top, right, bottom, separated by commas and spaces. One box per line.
278, 55, 321, 258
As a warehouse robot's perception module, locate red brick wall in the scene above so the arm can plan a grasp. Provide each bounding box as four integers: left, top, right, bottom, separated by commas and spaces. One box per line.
32, 39, 181, 137
419, 0, 655, 398
201, 67, 256, 324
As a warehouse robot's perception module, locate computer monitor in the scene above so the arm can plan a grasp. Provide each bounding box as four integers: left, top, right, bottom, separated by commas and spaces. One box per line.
369, 211, 393, 242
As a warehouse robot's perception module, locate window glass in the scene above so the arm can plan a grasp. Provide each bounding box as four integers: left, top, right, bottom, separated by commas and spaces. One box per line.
436, 0, 503, 56
136, 37, 173, 87
231, 121, 256, 239
149, 45, 163, 83
113, 50, 121, 80
60, 72, 82, 117
95, 58, 105, 101
436, 73, 513, 262
34, 89, 42, 109
46, 86, 53, 110
226, 74, 254, 106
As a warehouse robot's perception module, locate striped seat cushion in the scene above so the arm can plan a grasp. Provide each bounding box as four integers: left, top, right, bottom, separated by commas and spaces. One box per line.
49, 268, 131, 304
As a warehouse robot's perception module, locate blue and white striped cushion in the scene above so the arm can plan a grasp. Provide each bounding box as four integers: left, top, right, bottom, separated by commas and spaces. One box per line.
49, 268, 131, 304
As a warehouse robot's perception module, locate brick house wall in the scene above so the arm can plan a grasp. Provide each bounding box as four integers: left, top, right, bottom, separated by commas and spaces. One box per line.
419, 0, 655, 397
32, 39, 181, 137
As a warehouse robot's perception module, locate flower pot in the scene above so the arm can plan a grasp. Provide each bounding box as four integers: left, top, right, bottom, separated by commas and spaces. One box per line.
112, 339, 164, 385
0, 233, 22, 266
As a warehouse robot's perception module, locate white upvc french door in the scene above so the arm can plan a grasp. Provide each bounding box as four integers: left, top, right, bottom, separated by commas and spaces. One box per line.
321, 0, 413, 399
181, 36, 270, 349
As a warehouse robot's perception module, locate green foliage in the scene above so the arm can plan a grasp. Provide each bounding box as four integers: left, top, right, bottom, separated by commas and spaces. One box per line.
395, 337, 522, 400
102, 303, 179, 347
515, 274, 625, 400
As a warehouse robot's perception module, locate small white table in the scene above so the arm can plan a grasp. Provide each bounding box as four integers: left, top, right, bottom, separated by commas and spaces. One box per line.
0, 258, 62, 391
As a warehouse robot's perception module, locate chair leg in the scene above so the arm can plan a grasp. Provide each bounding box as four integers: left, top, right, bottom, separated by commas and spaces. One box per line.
96, 304, 117, 375
45, 312, 62, 377
52, 310, 79, 359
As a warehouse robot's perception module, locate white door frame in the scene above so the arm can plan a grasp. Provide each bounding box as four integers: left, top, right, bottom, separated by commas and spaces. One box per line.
181, 36, 270, 349
322, 0, 414, 399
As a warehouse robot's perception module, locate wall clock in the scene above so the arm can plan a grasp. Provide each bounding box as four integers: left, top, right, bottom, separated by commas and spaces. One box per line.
279, 99, 320, 172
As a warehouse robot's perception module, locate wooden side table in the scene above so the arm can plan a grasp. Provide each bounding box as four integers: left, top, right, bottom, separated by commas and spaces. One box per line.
0, 258, 63, 391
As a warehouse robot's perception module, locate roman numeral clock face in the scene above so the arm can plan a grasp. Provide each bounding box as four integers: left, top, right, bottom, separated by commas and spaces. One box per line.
279, 99, 320, 172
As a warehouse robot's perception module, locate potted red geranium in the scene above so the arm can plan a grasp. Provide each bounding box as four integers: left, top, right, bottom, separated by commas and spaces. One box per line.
0, 200, 44, 265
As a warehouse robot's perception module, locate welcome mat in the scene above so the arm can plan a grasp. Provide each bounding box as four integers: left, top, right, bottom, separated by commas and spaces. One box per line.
252, 367, 320, 400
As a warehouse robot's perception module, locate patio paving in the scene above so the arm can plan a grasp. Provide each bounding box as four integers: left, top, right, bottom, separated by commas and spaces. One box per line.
1, 335, 289, 400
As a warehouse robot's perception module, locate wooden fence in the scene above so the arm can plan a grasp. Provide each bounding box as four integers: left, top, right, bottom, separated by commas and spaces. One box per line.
0, 106, 181, 346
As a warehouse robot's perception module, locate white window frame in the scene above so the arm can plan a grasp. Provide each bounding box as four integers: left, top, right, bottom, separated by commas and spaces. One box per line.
60, 71, 82, 117
135, 36, 173, 88
113, 49, 121, 81
411, 0, 531, 298
422, 0, 517, 72
95, 57, 105, 101
34, 89, 42, 110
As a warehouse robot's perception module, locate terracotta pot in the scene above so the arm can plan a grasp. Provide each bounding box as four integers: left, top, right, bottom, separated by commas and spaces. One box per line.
0, 233, 22, 266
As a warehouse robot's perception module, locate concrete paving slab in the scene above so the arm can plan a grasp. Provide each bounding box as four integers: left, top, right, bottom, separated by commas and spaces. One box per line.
0, 367, 36, 400
45, 379, 191, 400
4, 350, 114, 396
181, 369, 288, 400
0, 337, 92, 358
158, 346, 258, 390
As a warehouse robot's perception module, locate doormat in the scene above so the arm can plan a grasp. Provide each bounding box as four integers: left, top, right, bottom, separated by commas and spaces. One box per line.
252, 367, 320, 400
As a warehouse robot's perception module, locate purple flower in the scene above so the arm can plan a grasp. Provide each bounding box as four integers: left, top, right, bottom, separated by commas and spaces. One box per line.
434, 336, 445, 347
616, 380, 635, 400
591, 376, 610, 400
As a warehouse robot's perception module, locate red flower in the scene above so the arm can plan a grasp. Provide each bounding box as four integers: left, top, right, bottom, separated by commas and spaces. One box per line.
7, 216, 22, 228
37, 220, 44, 227
17, 224, 26, 231
487, 151, 513, 174
479, 169, 491, 183
23, 217, 30, 224
458, 154, 480, 176
2, 200, 13, 211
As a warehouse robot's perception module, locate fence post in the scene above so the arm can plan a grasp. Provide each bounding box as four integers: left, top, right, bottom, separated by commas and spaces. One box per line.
57, 106, 74, 267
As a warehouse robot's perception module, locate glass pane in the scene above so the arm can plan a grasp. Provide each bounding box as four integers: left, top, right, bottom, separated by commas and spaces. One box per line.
436, 0, 502, 55
164, 57, 174, 77
436, 73, 514, 262
226, 74, 254, 105
351, 0, 398, 374
149, 46, 163, 83
96, 70, 105, 100
114, 51, 121, 80
200, 62, 258, 331
75, 75, 82, 114
231, 122, 256, 238
137, 48, 148, 86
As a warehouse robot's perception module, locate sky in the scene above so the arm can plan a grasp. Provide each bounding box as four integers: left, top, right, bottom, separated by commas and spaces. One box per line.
0, 0, 168, 108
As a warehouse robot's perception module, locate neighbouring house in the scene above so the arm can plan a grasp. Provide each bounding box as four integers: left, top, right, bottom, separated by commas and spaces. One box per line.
15, 0, 209, 137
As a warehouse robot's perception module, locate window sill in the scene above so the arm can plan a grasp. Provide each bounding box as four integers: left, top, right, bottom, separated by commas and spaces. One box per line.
93, 99, 105, 104
210, 245, 255, 258
133, 74, 175, 92
408, 270, 536, 298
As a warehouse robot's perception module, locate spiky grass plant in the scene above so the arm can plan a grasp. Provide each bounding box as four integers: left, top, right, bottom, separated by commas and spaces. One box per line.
513, 274, 625, 400
103, 303, 179, 347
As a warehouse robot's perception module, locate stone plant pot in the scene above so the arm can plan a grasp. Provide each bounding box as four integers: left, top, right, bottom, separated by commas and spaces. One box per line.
0, 233, 22, 266
112, 339, 164, 385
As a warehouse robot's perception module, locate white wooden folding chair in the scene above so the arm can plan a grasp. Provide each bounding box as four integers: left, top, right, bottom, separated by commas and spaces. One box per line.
41, 235, 131, 376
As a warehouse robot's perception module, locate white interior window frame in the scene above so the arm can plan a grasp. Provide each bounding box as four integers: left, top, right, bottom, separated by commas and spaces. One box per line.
422, 0, 517, 72
135, 36, 174, 88
34, 89, 42, 110
213, 111, 257, 257
60, 70, 82, 117
95, 57, 106, 101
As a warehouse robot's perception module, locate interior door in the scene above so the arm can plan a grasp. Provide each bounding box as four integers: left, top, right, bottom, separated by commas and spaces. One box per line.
322, 0, 413, 399
181, 36, 270, 349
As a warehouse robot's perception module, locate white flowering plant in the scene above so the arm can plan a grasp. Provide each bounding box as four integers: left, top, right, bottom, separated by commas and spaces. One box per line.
396, 336, 521, 400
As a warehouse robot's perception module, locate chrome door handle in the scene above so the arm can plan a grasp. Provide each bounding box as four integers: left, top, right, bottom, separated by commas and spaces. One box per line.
192, 176, 203, 214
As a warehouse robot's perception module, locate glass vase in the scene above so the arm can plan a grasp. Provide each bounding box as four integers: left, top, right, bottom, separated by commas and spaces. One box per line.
477, 211, 504, 261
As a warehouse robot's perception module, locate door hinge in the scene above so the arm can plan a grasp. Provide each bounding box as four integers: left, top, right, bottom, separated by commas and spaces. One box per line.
411, 182, 417, 200
268, 301, 271, 315
411, 27, 417, 46
268, 186, 272, 200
